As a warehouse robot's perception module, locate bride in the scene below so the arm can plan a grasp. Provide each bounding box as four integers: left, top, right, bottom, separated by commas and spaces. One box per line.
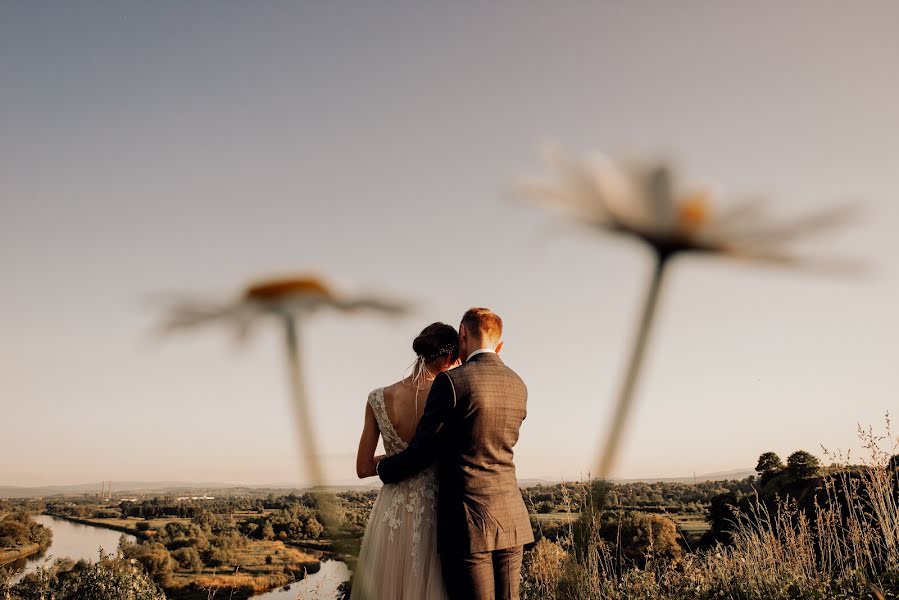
351, 322, 460, 600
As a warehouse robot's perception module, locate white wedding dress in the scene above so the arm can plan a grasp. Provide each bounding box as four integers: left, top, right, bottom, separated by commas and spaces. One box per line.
350, 388, 448, 600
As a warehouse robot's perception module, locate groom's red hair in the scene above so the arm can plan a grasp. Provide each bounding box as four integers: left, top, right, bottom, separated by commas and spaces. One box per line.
461, 307, 503, 343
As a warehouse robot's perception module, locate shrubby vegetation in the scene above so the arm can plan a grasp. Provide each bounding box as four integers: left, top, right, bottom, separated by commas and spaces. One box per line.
523, 478, 754, 517
3, 555, 165, 600
520, 434, 899, 599
10, 493, 341, 598
7, 428, 897, 599
237, 501, 324, 541
0, 513, 51, 553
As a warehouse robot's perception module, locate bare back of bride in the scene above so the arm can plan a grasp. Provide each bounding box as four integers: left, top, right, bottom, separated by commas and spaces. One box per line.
351, 323, 460, 600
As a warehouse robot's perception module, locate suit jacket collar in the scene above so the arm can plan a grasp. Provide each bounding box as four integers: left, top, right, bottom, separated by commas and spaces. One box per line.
466, 351, 503, 365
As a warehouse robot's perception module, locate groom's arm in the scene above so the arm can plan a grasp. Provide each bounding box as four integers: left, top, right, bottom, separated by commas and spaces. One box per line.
377, 371, 455, 484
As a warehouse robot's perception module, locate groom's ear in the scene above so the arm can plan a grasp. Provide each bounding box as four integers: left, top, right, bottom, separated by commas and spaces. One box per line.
494, 341, 504, 354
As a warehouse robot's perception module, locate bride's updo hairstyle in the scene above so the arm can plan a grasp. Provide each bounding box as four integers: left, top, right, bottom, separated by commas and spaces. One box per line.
413, 322, 459, 364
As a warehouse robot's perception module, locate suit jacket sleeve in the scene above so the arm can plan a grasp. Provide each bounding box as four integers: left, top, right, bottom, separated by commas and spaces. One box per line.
377, 371, 455, 484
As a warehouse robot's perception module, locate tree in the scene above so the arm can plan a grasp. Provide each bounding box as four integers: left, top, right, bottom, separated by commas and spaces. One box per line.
786, 450, 821, 480
260, 521, 275, 541
304, 516, 324, 539
0, 512, 51, 552
756, 452, 784, 475
171, 547, 203, 573
119, 543, 174, 585
599, 511, 682, 565
756, 451, 785, 485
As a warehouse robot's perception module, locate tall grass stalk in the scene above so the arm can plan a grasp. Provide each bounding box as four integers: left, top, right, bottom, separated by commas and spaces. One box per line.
526, 424, 899, 599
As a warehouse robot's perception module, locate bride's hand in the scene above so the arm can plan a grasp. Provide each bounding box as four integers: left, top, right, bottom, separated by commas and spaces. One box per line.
359, 454, 386, 478
370, 454, 386, 477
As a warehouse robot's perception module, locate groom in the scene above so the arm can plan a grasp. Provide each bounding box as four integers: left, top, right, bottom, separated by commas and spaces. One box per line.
377, 307, 533, 600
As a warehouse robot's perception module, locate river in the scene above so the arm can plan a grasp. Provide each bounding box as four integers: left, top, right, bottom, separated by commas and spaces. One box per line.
252, 560, 350, 599
8, 515, 135, 584
7, 515, 351, 599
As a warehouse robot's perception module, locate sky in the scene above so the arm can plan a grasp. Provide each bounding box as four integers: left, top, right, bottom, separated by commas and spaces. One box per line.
2, 1, 898, 487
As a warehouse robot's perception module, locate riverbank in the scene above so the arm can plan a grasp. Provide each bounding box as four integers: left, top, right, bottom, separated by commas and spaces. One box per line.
0, 544, 40, 567
43, 513, 150, 539
1, 512, 53, 570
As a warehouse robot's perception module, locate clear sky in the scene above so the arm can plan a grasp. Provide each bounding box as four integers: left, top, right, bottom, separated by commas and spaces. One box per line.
2, 2, 898, 487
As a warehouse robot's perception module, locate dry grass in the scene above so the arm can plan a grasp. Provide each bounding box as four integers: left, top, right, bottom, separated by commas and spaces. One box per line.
524, 423, 899, 600
532, 512, 580, 524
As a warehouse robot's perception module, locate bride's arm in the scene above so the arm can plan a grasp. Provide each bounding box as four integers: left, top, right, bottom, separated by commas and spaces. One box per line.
356, 402, 381, 478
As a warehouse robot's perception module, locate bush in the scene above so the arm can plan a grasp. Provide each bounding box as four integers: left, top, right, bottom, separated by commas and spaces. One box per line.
12, 556, 165, 600
202, 547, 235, 568
599, 511, 682, 566
304, 516, 324, 539
92, 509, 121, 519
0, 512, 52, 551
119, 542, 174, 585
171, 546, 203, 572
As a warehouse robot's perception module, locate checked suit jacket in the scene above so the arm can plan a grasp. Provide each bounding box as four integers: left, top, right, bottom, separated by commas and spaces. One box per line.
377, 351, 534, 555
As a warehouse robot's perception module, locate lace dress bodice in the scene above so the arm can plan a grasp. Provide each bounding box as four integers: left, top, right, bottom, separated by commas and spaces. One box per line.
368, 387, 410, 457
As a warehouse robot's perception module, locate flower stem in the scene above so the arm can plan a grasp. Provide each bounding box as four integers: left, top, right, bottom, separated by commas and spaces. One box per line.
597, 250, 669, 480
282, 314, 325, 487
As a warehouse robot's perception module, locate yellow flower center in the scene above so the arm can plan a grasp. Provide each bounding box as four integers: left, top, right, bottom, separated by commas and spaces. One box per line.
678, 193, 711, 231
244, 277, 334, 301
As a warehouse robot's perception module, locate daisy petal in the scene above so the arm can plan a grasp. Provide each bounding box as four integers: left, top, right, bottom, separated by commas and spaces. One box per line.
727, 204, 858, 246
160, 300, 243, 331
722, 246, 866, 276
584, 154, 649, 231
333, 296, 410, 316
517, 178, 610, 225
707, 198, 769, 233
544, 145, 612, 218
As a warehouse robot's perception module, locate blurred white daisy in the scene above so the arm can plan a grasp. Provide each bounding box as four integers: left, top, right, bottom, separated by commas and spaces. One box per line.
158, 275, 408, 487
520, 146, 858, 479
522, 145, 856, 268
160, 277, 407, 344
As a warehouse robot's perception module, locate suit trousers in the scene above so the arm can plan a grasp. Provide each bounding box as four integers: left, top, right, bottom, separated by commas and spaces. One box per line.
442, 546, 524, 600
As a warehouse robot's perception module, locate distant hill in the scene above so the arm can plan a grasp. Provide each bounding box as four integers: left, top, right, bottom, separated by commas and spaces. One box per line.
0, 481, 246, 499
517, 469, 755, 487
612, 469, 755, 484
0, 480, 387, 499
0, 470, 755, 499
